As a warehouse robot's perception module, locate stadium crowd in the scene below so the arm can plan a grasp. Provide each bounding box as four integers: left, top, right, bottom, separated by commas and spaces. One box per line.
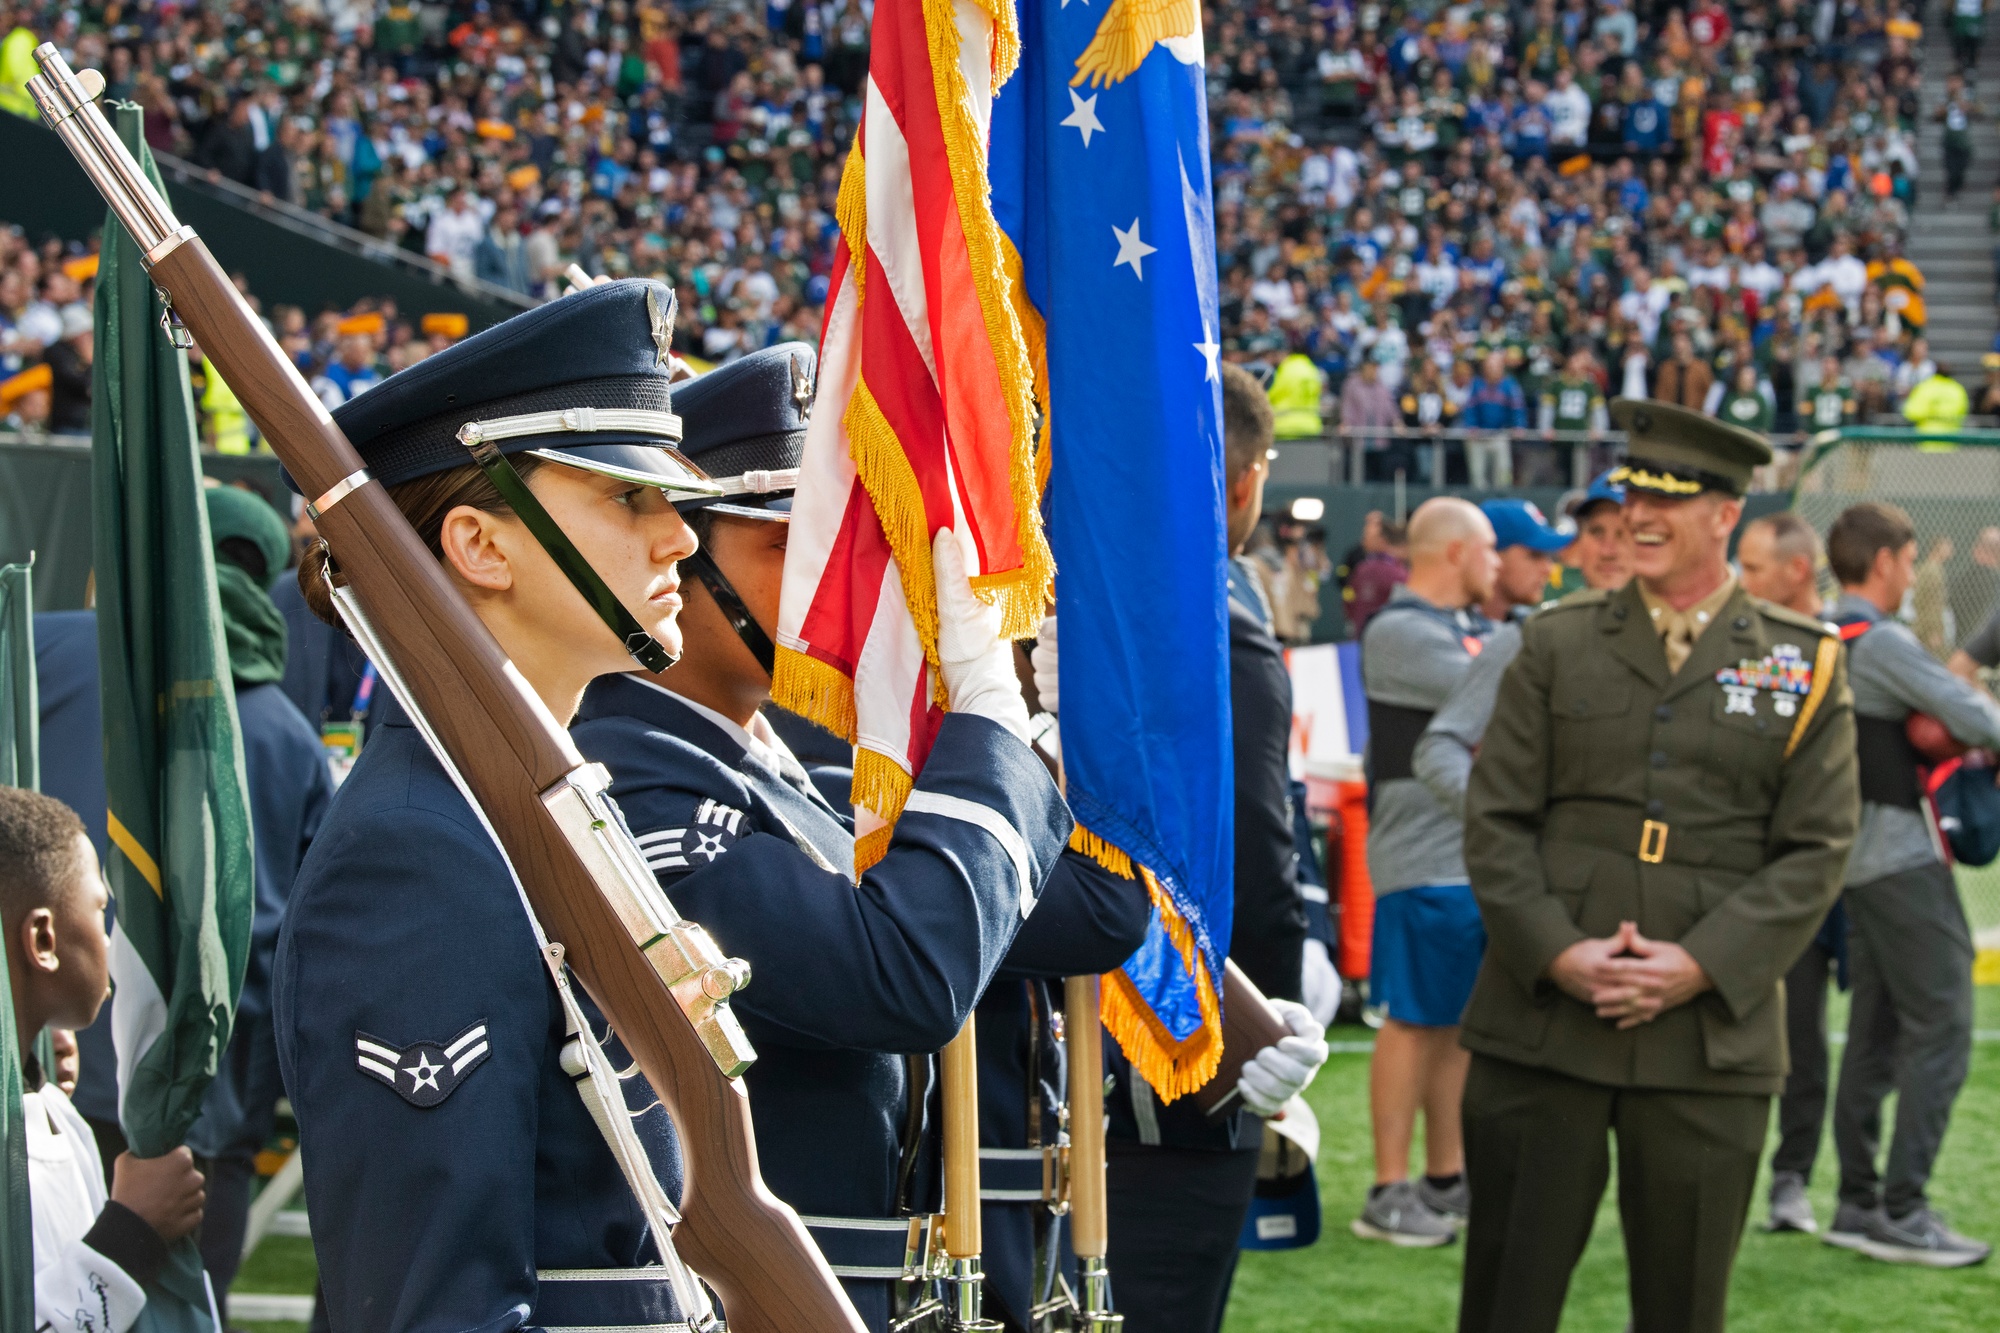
1222, 0, 2000, 481
0, 221, 472, 447
3, 0, 1999, 479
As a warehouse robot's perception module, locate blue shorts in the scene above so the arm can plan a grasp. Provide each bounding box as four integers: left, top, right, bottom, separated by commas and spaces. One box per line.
1369, 882, 1487, 1028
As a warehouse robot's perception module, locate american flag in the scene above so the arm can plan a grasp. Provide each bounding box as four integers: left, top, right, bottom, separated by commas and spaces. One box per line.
774, 0, 1050, 864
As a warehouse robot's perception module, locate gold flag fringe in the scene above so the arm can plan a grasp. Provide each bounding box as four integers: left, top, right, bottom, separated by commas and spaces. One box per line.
1072, 821, 1226, 1101
855, 824, 895, 872
835, 133, 867, 301
772, 644, 858, 743
995, 230, 1054, 507
852, 746, 913, 873
922, 0, 1054, 640
1068, 824, 1133, 879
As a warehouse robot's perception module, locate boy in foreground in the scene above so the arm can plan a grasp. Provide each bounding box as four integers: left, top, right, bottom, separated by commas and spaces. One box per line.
4, 786, 205, 1330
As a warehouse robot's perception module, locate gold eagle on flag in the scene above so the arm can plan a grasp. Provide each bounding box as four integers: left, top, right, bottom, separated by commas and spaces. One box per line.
1072, 0, 1204, 87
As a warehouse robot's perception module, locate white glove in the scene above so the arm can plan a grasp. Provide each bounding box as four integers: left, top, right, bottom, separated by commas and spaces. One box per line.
1030, 614, 1060, 715
1236, 997, 1330, 1118
933, 529, 1032, 743
1300, 937, 1341, 1029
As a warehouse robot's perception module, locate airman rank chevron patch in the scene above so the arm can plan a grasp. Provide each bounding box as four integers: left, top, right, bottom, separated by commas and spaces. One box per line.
355, 1021, 492, 1109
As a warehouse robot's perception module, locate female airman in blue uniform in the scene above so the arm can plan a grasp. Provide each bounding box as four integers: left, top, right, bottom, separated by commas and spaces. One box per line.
273, 281, 736, 1332
569, 345, 1151, 1331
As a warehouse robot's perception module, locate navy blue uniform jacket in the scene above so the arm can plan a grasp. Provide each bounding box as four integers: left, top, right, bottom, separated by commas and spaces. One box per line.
571, 674, 1133, 1330
274, 704, 686, 1332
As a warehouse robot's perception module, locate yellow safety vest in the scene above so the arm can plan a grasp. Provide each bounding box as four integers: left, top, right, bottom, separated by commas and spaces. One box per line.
201, 355, 253, 455
0, 27, 41, 120
1902, 373, 1969, 449
1268, 354, 1325, 440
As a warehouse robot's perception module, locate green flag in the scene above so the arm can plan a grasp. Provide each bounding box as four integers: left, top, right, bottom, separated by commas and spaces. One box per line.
92, 104, 255, 1329
0, 558, 35, 1332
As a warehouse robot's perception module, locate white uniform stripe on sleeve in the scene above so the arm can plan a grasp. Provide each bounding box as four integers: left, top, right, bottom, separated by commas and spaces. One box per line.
444, 1025, 488, 1059
901, 790, 1038, 918
357, 1056, 398, 1081
355, 1038, 400, 1063
451, 1041, 490, 1075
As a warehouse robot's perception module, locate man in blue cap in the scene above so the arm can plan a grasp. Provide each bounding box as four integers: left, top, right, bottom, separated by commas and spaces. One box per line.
1549, 470, 1635, 599
1415, 488, 1630, 872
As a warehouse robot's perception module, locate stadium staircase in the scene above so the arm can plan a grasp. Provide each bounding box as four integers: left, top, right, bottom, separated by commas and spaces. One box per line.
1910, 18, 2000, 371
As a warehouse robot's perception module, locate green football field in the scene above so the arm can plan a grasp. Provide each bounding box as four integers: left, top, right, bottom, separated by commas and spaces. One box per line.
1223, 859, 2000, 1333
237, 867, 2000, 1332
1221, 984, 2000, 1333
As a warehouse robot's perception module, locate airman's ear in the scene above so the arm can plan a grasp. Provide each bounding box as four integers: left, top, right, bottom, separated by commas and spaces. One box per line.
438, 504, 516, 594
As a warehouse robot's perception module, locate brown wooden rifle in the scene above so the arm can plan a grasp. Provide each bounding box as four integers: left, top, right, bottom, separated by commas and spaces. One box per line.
25, 46, 863, 1333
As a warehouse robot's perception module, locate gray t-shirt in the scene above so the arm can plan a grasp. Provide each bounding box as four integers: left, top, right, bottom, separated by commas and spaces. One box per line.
1833, 593, 2000, 886
1413, 619, 1525, 818
1362, 588, 1487, 894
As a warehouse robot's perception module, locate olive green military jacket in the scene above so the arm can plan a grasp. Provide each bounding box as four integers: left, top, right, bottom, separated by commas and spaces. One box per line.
1461, 580, 1859, 1096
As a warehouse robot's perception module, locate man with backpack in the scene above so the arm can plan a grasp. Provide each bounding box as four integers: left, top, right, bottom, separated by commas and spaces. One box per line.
1824, 502, 2000, 1267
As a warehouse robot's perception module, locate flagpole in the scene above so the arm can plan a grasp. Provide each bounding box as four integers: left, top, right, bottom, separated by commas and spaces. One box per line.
940, 1017, 1000, 1331
1064, 975, 1123, 1330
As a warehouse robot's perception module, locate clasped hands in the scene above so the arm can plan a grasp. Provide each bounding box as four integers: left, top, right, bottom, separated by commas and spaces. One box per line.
1547, 921, 1711, 1030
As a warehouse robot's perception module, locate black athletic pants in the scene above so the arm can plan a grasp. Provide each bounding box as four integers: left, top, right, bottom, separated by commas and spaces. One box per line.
1772, 935, 1836, 1181
1104, 1138, 1262, 1333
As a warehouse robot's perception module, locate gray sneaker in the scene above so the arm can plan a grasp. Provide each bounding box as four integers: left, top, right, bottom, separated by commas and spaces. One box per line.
1416, 1175, 1470, 1225
1858, 1208, 1993, 1268
1823, 1201, 1885, 1252
1765, 1171, 1817, 1234
1352, 1181, 1458, 1248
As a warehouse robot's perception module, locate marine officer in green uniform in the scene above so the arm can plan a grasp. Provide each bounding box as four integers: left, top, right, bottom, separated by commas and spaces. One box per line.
1456, 399, 1861, 1333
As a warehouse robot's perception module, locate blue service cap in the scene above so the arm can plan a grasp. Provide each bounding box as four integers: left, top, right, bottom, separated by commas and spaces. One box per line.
1574, 468, 1627, 516
1481, 498, 1573, 553
299, 280, 721, 499
672, 342, 816, 522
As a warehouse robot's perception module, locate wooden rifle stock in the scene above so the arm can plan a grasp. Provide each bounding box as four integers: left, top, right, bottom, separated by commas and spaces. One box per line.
1192, 960, 1291, 1117
29, 50, 862, 1333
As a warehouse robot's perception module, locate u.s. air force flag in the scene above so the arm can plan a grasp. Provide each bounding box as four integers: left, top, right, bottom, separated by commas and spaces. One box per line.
990, 0, 1233, 1099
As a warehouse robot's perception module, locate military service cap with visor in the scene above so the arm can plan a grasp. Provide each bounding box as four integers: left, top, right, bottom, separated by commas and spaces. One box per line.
664, 343, 819, 675
669, 342, 817, 522
305, 279, 721, 671
1606, 398, 1773, 499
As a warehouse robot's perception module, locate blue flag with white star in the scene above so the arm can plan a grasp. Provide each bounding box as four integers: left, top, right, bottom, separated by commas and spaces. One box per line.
991, 0, 1234, 1099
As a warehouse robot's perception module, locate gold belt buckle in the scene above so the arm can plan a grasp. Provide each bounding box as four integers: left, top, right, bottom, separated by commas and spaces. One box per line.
1639, 819, 1669, 864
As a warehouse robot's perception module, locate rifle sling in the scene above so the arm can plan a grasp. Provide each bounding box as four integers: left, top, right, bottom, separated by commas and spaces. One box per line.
685, 547, 778, 675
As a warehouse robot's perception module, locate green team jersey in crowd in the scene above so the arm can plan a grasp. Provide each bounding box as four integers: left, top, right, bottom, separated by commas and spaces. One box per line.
375, 2, 422, 54
1954, 0, 1984, 39
1718, 388, 1774, 434
1543, 375, 1604, 432
1809, 381, 1855, 428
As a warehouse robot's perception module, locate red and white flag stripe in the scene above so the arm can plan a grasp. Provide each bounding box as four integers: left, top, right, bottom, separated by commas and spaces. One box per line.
774, 0, 1048, 862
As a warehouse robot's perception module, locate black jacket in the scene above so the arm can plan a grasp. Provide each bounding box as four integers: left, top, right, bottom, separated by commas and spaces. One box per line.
1226, 593, 1309, 1004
